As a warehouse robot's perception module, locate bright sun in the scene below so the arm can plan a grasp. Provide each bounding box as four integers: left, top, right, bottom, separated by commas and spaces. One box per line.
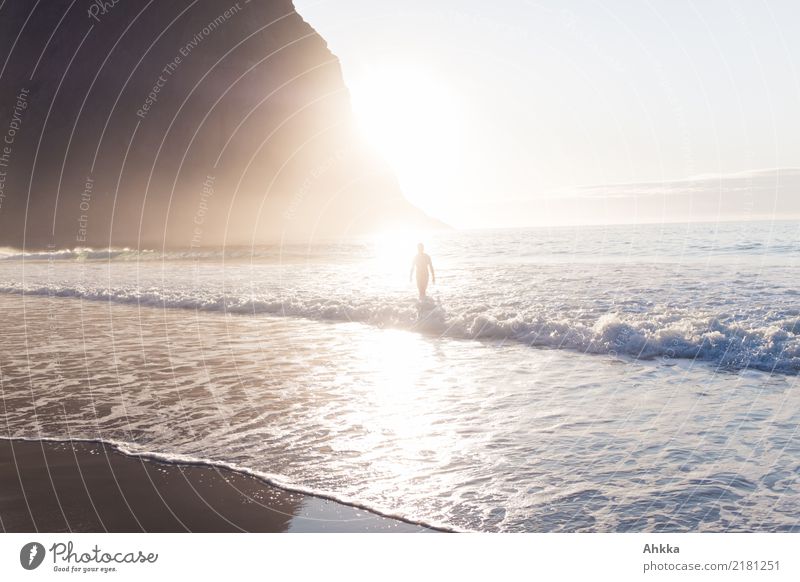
347, 65, 462, 219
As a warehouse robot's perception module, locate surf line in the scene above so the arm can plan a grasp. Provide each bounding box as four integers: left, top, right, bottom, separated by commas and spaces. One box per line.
0, 435, 459, 533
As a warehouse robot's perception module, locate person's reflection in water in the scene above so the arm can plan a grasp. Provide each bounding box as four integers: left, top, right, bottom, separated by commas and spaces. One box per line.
409, 243, 435, 301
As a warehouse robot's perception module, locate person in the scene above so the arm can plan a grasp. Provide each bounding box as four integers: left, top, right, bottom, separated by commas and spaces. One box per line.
409, 243, 435, 300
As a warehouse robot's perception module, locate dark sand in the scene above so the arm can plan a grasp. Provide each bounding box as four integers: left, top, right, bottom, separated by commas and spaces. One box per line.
0, 439, 433, 532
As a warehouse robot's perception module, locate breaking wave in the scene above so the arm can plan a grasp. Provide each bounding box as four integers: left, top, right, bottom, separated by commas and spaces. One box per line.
0, 245, 353, 262
1, 282, 797, 375
0, 247, 156, 261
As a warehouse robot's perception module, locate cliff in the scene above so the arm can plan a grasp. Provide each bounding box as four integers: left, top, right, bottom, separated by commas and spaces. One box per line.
0, 0, 438, 249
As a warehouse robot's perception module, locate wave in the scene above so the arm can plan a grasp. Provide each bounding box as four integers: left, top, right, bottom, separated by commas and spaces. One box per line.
1, 282, 798, 375
0, 247, 157, 261
0, 245, 354, 262
0, 435, 456, 532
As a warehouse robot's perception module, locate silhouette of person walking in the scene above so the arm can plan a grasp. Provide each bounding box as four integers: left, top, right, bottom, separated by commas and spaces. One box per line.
410, 243, 436, 300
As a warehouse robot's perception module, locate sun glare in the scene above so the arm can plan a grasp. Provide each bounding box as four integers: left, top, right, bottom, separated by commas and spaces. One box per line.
348, 65, 463, 218
370, 228, 426, 275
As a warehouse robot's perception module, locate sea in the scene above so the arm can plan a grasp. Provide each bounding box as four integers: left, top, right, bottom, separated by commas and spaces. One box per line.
1, 220, 799, 532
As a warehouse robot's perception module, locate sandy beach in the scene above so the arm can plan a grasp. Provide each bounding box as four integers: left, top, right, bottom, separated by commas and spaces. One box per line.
0, 439, 431, 532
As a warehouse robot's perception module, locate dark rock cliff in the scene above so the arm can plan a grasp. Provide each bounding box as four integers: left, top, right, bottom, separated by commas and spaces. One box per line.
0, 0, 437, 249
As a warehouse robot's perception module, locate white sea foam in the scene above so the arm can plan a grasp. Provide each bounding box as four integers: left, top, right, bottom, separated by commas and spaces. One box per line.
0, 278, 797, 374
0, 247, 154, 261
1, 264, 798, 532
0, 435, 455, 532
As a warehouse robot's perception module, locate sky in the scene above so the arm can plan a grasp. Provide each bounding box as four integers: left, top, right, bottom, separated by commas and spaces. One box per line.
294, 0, 800, 228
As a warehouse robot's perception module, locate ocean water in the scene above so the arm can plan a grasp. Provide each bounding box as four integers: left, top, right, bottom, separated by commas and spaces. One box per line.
1, 220, 799, 531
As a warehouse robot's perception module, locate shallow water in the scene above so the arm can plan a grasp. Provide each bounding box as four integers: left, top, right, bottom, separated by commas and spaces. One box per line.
1, 221, 799, 531
2, 221, 799, 373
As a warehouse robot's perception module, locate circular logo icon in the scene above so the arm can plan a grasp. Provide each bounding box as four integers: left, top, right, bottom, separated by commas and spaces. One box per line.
20, 542, 46, 570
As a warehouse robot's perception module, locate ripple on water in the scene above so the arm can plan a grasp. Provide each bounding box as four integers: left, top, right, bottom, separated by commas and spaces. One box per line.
1, 293, 799, 532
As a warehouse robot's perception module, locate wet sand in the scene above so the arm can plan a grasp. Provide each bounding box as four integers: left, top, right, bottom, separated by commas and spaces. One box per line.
0, 439, 432, 532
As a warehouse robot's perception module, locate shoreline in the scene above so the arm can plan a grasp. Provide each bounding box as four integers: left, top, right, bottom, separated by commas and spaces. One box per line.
0, 438, 436, 533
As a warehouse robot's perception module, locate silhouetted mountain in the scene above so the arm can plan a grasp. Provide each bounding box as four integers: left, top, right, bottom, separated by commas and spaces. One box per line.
0, 0, 440, 249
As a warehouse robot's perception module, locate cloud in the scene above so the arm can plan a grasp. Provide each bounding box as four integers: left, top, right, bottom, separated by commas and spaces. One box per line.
565, 168, 800, 202
464, 168, 800, 227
